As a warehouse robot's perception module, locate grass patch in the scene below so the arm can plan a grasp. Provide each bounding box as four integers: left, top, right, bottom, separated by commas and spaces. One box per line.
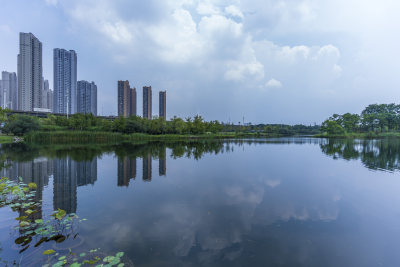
0, 135, 13, 144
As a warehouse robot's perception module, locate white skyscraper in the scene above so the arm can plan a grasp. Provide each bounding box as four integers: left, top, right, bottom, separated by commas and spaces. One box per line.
53, 48, 77, 115
1, 71, 18, 110
77, 80, 97, 115
18, 32, 42, 111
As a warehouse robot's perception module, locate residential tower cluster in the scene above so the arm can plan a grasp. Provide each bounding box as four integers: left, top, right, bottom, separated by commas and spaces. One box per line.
1, 32, 168, 119
118, 81, 167, 119
1, 32, 97, 115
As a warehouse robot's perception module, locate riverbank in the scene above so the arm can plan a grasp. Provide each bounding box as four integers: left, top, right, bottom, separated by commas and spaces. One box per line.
314, 132, 400, 138
23, 130, 302, 144
23, 131, 254, 144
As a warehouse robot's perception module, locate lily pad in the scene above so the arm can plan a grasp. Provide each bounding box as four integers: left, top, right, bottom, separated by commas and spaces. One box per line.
43, 249, 56, 255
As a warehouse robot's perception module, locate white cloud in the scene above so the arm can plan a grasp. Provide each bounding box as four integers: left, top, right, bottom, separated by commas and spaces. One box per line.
225, 5, 244, 19
148, 8, 203, 63
225, 60, 264, 82
197, 1, 220, 15
56, 0, 349, 121
67, 1, 134, 45
265, 79, 282, 88
198, 14, 243, 39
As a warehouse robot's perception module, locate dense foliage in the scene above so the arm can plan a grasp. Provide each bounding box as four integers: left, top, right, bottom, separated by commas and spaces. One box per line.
222, 123, 320, 135
3, 115, 40, 136
38, 114, 224, 135
321, 104, 400, 135
0, 108, 320, 137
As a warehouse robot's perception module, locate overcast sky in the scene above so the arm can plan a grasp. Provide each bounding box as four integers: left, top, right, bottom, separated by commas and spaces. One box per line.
1, 0, 400, 124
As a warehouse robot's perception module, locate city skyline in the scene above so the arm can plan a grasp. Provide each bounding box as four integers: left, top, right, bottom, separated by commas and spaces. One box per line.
1, 1, 400, 124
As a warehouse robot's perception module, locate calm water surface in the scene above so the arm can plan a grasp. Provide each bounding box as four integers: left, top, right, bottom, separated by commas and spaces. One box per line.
1, 138, 400, 266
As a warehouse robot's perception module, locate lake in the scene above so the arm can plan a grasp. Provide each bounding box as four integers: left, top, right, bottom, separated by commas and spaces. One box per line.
0, 138, 400, 266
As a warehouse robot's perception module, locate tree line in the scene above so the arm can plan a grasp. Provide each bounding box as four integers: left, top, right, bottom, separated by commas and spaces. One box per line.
0, 110, 224, 136
0, 108, 321, 137
321, 104, 400, 135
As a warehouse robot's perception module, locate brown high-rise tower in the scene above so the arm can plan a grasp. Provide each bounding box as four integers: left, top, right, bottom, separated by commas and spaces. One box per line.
118, 80, 136, 117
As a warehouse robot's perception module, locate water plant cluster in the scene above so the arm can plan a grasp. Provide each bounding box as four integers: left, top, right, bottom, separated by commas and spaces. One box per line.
0, 177, 126, 266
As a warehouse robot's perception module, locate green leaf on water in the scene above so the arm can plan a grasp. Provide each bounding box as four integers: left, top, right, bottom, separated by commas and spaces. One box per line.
15, 216, 28, 221
34, 219, 43, 224
43, 249, 56, 255
70, 263, 82, 267
25, 209, 34, 215
103, 256, 115, 263
110, 257, 121, 265
19, 221, 30, 227
52, 208, 66, 220
58, 256, 66, 260
116, 252, 124, 258
52, 261, 64, 267
79, 252, 86, 257
28, 182, 37, 190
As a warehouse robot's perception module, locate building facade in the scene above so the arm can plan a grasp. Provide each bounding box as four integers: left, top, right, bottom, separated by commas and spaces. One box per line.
159, 91, 166, 119
1, 71, 17, 110
42, 79, 53, 112
77, 80, 97, 115
18, 32, 42, 111
143, 86, 152, 119
117, 80, 136, 117
53, 48, 77, 115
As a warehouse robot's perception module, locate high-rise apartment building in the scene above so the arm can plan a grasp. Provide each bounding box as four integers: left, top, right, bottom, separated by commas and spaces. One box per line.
53, 48, 77, 115
42, 79, 53, 112
159, 91, 166, 119
1, 71, 17, 110
143, 86, 152, 120
117, 80, 136, 117
77, 80, 97, 115
18, 32, 42, 111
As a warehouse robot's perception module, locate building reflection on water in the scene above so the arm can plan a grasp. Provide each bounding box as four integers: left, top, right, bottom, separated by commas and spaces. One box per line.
117, 146, 167, 186
0, 157, 98, 216
143, 153, 152, 182
118, 157, 136, 186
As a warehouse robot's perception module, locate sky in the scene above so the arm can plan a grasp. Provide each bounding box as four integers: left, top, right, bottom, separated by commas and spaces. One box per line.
0, 0, 400, 124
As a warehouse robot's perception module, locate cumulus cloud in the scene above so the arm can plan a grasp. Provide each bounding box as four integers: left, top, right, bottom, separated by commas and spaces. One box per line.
225, 5, 244, 19
37, 0, 349, 121
265, 79, 282, 88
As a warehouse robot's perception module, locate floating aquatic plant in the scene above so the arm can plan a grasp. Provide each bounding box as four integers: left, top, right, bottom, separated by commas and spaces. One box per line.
0, 177, 127, 266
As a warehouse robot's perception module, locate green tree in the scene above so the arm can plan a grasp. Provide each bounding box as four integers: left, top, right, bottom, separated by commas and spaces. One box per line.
3, 115, 40, 136
321, 120, 345, 135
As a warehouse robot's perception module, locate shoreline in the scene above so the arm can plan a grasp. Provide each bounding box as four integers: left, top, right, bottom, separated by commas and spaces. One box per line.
3, 131, 400, 145
314, 132, 400, 139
